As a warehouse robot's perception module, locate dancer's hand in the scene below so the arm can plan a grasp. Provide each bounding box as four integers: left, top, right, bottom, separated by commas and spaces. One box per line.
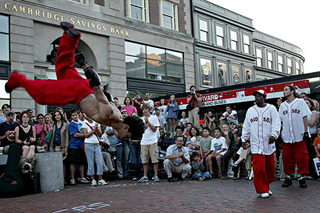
268, 136, 276, 144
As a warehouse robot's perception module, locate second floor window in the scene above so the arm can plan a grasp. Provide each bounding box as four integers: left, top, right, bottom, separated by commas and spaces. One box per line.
230, 30, 238, 51
216, 25, 224, 47
128, 0, 149, 22
243, 34, 250, 54
0, 15, 9, 62
199, 20, 208, 42
256, 48, 262, 67
278, 55, 283, 72
287, 58, 292, 74
160, 0, 178, 30
267, 52, 273, 69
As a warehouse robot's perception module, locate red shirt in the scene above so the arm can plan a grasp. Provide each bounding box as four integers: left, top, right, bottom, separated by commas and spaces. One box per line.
187, 93, 201, 107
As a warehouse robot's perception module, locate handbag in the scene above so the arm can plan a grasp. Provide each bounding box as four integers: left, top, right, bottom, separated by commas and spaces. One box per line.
186, 103, 195, 111
44, 130, 53, 144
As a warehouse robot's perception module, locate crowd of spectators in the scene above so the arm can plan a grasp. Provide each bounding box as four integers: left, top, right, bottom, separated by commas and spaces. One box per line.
1, 89, 320, 189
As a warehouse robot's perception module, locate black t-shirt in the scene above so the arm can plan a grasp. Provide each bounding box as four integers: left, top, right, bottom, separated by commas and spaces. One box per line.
228, 130, 242, 150
0, 121, 19, 146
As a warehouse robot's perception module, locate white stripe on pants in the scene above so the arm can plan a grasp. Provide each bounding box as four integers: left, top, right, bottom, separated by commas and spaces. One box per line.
85, 144, 103, 176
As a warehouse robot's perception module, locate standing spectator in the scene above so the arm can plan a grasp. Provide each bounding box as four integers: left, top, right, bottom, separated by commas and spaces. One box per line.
221, 121, 241, 180
187, 85, 201, 128
144, 93, 154, 111
276, 98, 283, 110
164, 135, 191, 182
82, 114, 108, 186
34, 114, 50, 148
313, 125, 320, 180
45, 113, 54, 127
129, 137, 141, 181
68, 109, 89, 185
133, 91, 144, 117
113, 97, 122, 111
49, 110, 69, 154
121, 97, 137, 116
117, 136, 130, 180
220, 105, 238, 125
27, 109, 37, 125
155, 107, 166, 130
179, 111, 189, 129
0, 110, 19, 153
204, 111, 217, 131
279, 85, 311, 188
0, 104, 12, 123
305, 98, 318, 179
158, 99, 167, 119
138, 104, 160, 183
206, 127, 228, 178
242, 90, 281, 198
299, 92, 308, 100
167, 95, 179, 137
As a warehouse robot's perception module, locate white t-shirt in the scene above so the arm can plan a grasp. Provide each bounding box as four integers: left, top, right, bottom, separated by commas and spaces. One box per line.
157, 115, 166, 128
82, 120, 100, 144
210, 137, 228, 156
222, 110, 238, 124
141, 115, 160, 145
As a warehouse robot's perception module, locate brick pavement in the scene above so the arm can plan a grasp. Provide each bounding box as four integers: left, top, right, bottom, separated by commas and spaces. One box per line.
0, 178, 319, 213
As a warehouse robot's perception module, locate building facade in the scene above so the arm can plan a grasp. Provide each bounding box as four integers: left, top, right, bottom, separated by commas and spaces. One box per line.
0, 0, 194, 113
192, 0, 304, 90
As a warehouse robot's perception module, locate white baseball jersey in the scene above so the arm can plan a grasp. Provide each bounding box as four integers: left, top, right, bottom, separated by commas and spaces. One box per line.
241, 104, 281, 155
279, 98, 311, 143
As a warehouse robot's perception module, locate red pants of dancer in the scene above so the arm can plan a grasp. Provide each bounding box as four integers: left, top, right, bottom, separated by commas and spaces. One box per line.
252, 153, 275, 193
7, 33, 94, 106
282, 141, 309, 175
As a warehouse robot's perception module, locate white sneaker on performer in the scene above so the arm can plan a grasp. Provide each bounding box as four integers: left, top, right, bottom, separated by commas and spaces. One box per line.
260, 193, 269, 198
268, 190, 273, 196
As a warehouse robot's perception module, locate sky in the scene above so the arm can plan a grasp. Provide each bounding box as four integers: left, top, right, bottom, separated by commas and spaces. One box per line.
208, 0, 320, 73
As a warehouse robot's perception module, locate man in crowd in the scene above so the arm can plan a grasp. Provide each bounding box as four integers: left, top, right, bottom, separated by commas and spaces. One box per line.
220, 105, 238, 125
164, 135, 191, 182
138, 104, 160, 183
0, 104, 12, 123
0, 110, 19, 153
242, 90, 281, 198
187, 85, 201, 128
133, 91, 144, 117
279, 85, 311, 188
113, 97, 122, 111
144, 93, 154, 111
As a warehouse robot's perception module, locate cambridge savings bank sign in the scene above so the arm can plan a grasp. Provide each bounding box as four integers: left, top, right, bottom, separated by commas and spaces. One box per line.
3, 2, 130, 37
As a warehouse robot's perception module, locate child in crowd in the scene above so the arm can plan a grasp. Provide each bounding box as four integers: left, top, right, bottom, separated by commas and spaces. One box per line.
54, 146, 67, 160
191, 152, 211, 181
233, 140, 252, 179
206, 127, 228, 177
179, 111, 189, 129
199, 127, 213, 159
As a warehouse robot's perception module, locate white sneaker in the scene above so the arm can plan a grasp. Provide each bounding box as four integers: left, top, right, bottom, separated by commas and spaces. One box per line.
91, 179, 97, 186
260, 193, 269, 198
98, 179, 108, 186
268, 190, 273, 196
132, 177, 138, 181
78, 177, 90, 184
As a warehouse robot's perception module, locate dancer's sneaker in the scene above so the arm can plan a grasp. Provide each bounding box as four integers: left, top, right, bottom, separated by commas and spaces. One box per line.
281, 177, 292, 187
260, 193, 269, 198
60, 22, 80, 38
5, 71, 22, 93
75, 52, 87, 67
298, 177, 307, 188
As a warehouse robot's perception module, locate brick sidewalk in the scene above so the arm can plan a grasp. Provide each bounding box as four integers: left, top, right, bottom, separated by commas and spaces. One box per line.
0, 178, 319, 213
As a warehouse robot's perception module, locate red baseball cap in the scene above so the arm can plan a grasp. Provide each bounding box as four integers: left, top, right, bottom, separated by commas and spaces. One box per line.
253, 89, 267, 99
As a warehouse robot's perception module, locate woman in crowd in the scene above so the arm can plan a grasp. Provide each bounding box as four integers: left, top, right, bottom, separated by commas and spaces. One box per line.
305, 98, 319, 179
14, 111, 37, 173
167, 95, 179, 137
121, 97, 137, 116
45, 113, 54, 127
186, 126, 201, 154
49, 110, 69, 155
34, 113, 50, 148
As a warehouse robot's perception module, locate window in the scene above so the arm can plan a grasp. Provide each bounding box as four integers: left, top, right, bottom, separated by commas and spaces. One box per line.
160, 0, 178, 30
125, 41, 184, 83
128, 0, 149, 22
199, 20, 208, 42
243, 34, 250, 54
69, 0, 89, 5
256, 48, 262, 67
296, 61, 300, 74
267, 52, 273, 69
287, 58, 292, 74
278, 55, 283, 72
0, 15, 9, 62
216, 25, 224, 47
200, 58, 212, 87
230, 30, 238, 51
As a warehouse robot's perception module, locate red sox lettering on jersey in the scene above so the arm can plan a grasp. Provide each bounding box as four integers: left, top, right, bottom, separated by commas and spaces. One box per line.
279, 98, 311, 143
242, 104, 281, 155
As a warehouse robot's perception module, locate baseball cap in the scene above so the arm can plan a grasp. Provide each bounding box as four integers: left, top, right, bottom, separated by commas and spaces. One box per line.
6, 110, 15, 116
253, 89, 267, 99
229, 120, 237, 125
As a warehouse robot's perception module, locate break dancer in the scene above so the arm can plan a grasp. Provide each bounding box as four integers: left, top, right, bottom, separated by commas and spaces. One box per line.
5, 22, 144, 140
242, 90, 281, 198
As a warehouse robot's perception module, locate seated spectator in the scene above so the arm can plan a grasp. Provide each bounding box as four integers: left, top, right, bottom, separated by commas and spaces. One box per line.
219, 105, 238, 125
164, 135, 192, 182
121, 97, 137, 116
68, 109, 89, 185
199, 127, 213, 160
183, 123, 193, 137
173, 126, 187, 143
158, 128, 174, 151
0, 110, 19, 154
204, 111, 217, 131
186, 126, 202, 154
206, 127, 228, 178
179, 111, 189, 129
233, 140, 252, 180
191, 152, 211, 181
34, 113, 50, 149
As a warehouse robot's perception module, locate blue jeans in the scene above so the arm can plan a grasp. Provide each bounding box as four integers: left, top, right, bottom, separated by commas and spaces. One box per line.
192, 172, 211, 180
85, 144, 103, 176
116, 140, 129, 178
129, 141, 141, 179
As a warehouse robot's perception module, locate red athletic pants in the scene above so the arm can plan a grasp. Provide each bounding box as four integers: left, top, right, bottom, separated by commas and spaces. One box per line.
7, 33, 93, 106
252, 153, 275, 193
282, 141, 309, 175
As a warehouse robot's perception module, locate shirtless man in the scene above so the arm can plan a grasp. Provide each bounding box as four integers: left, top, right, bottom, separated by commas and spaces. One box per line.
5, 22, 144, 140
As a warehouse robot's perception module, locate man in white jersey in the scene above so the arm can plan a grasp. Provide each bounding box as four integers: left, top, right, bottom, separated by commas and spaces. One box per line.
242, 90, 281, 198
278, 85, 311, 188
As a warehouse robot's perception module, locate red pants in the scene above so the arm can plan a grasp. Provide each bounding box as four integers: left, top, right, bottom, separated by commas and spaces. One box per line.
282, 141, 309, 175
7, 33, 94, 106
252, 153, 275, 193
